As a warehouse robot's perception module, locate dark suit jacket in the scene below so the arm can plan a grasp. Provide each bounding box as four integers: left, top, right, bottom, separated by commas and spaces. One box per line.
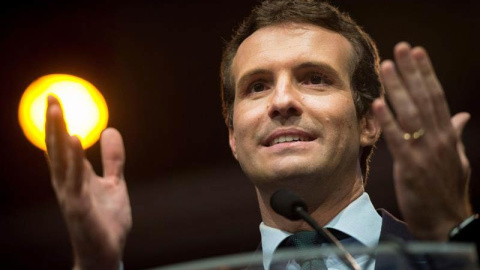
375, 209, 477, 270
375, 209, 413, 269
377, 209, 412, 242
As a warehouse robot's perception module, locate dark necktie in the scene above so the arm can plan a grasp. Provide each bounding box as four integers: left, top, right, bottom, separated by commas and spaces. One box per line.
274, 229, 350, 270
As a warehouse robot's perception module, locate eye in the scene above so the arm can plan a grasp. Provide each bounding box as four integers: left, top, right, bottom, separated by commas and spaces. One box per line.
309, 74, 324, 84
304, 73, 327, 85
250, 82, 267, 93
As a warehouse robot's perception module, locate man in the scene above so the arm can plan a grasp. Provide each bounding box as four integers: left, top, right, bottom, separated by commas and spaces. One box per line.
219, 1, 472, 269
45, 0, 474, 269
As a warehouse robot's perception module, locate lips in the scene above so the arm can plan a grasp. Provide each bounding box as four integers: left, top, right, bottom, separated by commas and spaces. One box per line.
263, 128, 315, 147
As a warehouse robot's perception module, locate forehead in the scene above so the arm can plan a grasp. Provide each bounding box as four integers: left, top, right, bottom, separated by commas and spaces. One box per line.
231, 23, 354, 86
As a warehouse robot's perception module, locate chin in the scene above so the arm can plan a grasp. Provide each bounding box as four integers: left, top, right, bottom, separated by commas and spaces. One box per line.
249, 163, 322, 188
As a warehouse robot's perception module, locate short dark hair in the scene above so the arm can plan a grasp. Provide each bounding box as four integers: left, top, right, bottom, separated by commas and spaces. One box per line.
220, 0, 383, 183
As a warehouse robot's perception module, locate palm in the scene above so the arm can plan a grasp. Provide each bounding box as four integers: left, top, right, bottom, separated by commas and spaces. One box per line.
66, 169, 131, 267
89, 173, 131, 247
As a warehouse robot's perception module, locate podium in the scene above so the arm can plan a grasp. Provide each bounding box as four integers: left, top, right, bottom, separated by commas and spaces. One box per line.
149, 243, 478, 270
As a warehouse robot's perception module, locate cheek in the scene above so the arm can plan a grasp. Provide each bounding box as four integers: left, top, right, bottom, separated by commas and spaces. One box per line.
232, 104, 261, 147
306, 95, 359, 136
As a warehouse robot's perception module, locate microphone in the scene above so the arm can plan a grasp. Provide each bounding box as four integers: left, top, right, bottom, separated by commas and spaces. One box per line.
270, 188, 308, 221
270, 189, 361, 270
270, 189, 331, 243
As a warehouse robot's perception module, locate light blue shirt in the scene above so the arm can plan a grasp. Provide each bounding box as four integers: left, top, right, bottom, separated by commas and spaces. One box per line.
260, 193, 382, 270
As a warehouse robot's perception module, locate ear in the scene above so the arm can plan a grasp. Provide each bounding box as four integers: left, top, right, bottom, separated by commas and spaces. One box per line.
228, 127, 238, 160
360, 109, 381, 147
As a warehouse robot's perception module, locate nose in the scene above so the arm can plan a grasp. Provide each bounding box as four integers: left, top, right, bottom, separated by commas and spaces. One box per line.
267, 76, 303, 119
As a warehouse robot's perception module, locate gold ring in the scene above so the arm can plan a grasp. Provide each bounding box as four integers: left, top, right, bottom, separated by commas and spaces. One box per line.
403, 128, 425, 141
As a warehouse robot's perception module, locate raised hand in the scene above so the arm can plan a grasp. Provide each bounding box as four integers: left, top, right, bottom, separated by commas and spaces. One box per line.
45, 96, 132, 269
372, 42, 472, 241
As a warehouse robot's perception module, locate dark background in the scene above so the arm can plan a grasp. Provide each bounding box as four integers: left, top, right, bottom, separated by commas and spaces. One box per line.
1, 0, 479, 269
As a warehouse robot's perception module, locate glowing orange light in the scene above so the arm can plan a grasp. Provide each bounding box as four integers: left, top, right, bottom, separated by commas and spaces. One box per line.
18, 74, 109, 151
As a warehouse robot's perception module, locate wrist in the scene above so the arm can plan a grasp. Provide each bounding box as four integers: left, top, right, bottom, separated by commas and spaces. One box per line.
412, 205, 474, 241
412, 223, 452, 242
73, 254, 121, 270
73, 261, 120, 270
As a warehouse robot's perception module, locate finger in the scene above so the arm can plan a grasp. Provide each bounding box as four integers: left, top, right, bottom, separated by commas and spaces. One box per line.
394, 42, 436, 129
45, 95, 69, 182
66, 135, 86, 194
451, 112, 471, 181
101, 128, 126, 181
372, 98, 407, 159
451, 112, 470, 160
380, 60, 422, 132
411, 47, 452, 127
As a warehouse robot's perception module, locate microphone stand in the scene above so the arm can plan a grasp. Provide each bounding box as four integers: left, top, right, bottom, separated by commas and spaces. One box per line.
294, 205, 361, 270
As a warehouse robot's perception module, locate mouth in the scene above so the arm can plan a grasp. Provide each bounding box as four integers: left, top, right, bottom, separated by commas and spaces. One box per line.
263, 129, 315, 147
269, 135, 311, 146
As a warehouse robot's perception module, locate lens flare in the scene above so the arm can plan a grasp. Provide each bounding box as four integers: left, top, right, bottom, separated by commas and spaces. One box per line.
18, 74, 109, 150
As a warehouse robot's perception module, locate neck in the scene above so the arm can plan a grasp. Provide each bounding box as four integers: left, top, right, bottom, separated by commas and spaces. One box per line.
255, 173, 364, 233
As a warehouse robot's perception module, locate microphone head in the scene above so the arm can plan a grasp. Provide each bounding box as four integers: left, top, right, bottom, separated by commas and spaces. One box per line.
270, 189, 308, 221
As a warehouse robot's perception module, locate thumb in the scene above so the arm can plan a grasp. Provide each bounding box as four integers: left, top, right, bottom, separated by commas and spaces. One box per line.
451, 112, 471, 181
451, 112, 470, 138
101, 128, 126, 181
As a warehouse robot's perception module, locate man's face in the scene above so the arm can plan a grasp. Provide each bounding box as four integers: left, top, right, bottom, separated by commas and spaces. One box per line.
229, 23, 376, 187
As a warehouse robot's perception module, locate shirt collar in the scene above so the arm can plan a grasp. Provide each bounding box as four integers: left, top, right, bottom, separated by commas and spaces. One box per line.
259, 192, 382, 269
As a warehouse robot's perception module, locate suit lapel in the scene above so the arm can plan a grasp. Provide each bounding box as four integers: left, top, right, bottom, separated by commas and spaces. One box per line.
374, 209, 413, 270
378, 209, 412, 242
